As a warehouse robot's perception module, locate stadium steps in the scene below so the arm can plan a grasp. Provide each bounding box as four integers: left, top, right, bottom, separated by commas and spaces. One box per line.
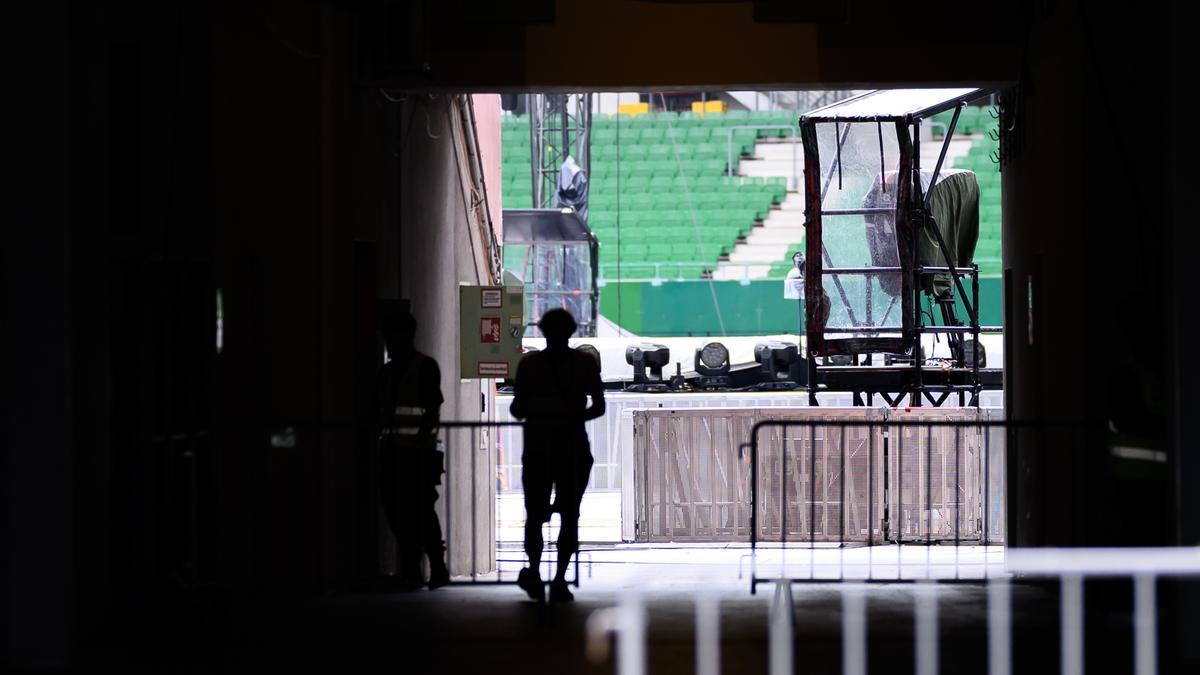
735, 141, 803, 180
713, 129, 976, 281
713, 192, 803, 279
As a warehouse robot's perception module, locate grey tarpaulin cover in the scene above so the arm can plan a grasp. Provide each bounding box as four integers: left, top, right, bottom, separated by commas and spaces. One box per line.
863, 168, 979, 297
554, 156, 589, 221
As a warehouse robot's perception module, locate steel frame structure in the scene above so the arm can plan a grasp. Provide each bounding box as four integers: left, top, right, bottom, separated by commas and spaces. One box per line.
798, 89, 997, 407
528, 93, 592, 209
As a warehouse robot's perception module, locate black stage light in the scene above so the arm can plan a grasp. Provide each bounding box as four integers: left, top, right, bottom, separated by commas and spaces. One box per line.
575, 344, 602, 369
694, 341, 731, 389
625, 343, 671, 390
754, 340, 799, 390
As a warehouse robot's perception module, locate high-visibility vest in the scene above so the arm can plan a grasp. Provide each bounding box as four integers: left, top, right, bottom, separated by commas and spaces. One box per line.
379, 355, 437, 449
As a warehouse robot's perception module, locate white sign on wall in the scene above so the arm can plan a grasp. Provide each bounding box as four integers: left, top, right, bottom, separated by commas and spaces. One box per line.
460, 284, 524, 379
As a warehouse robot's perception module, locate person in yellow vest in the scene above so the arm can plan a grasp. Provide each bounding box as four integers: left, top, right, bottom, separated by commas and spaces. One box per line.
510, 309, 605, 603
377, 309, 450, 589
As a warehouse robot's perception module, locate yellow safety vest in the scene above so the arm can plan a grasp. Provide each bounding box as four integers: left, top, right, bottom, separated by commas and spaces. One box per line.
379, 355, 437, 449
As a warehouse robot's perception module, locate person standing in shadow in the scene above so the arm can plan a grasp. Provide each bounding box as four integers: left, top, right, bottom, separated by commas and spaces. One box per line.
509, 309, 605, 603
377, 309, 451, 589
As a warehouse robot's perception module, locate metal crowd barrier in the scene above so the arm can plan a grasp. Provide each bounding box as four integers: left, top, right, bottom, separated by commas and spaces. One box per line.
742, 416, 1081, 592
632, 408, 1005, 550
589, 548, 1200, 675
396, 420, 589, 588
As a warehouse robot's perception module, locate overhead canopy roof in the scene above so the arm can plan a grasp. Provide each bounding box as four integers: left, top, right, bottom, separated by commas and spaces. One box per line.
802, 88, 989, 122
502, 208, 593, 244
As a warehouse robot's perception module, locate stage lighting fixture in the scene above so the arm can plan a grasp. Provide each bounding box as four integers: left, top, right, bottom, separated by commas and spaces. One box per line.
694, 341, 731, 389
625, 343, 671, 389
754, 340, 799, 390
575, 344, 602, 369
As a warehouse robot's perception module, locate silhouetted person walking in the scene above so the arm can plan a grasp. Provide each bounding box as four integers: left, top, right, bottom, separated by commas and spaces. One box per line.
510, 309, 605, 602
377, 310, 450, 589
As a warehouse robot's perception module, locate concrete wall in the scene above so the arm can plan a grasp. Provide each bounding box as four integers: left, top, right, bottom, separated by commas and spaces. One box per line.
473, 94, 504, 242
4, 2, 499, 666
1002, 4, 1175, 548
399, 96, 495, 576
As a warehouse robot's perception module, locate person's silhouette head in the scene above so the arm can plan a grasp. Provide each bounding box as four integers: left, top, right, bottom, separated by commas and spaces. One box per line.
537, 308, 577, 350
380, 310, 418, 359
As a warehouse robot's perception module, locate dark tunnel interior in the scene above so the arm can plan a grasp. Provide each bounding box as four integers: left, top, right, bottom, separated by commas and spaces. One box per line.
5, 1, 1198, 673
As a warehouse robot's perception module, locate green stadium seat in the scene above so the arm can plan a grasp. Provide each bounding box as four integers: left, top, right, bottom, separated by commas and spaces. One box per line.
653, 193, 681, 210
644, 227, 672, 244
629, 165, 654, 180
626, 193, 655, 210
645, 243, 672, 260
591, 213, 616, 229
670, 144, 696, 160
637, 127, 665, 144
683, 192, 713, 210
646, 144, 672, 160
594, 114, 631, 130
671, 243, 697, 259
623, 176, 651, 194
621, 229, 649, 244
649, 159, 677, 177
660, 212, 687, 227
593, 145, 618, 161
620, 145, 648, 161
670, 175, 693, 191
686, 127, 713, 142
649, 176, 673, 192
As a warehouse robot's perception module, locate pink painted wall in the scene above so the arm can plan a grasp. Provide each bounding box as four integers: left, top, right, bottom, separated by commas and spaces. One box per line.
471, 94, 503, 241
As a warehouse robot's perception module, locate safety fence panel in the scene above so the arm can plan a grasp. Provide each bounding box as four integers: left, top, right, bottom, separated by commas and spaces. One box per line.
888, 408, 986, 543
635, 407, 1005, 544
754, 409, 887, 544
636, 410, 757, 542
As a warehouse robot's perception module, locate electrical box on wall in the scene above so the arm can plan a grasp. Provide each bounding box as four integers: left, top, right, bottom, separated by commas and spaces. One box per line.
459, 284, 523, 379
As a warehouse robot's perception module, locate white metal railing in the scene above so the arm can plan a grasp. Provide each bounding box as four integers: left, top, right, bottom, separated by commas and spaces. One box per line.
597, 261, 786, 286
597, 261, 715, 286
587, 547, 1200, 675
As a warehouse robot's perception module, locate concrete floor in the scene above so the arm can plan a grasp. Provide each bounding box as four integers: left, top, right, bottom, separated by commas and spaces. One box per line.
489, 544, 1008, 590
268, 568, 1056, 675
83, 546, 1077, 675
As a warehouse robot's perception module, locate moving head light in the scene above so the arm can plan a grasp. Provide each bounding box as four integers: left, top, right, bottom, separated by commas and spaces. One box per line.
694, 341, 730, 389
575, 344, 602, 369
754, 341, 799, 390
625, 343, 671, 391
